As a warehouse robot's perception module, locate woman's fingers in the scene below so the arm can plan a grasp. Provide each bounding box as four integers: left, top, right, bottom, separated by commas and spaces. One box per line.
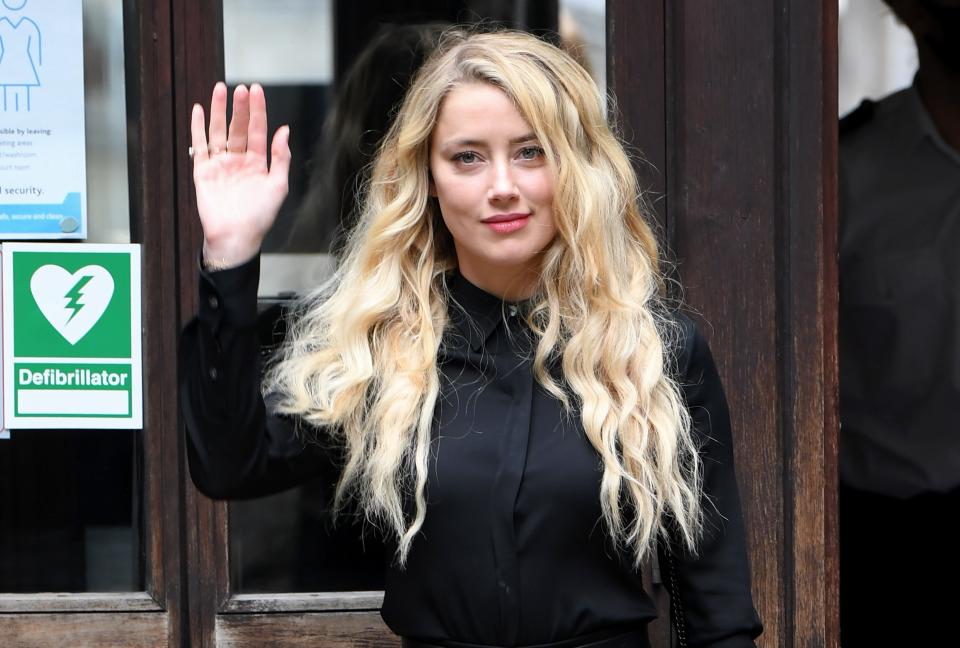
269, 125, 292, 191
227, 84, 250, 154
190, 103, 209, 164
247, 83, 268, 166
207, 82, 228, 154
192, 81, 276, 179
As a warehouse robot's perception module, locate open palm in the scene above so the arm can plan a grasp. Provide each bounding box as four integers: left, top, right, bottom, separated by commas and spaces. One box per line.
191, 82, 291, 268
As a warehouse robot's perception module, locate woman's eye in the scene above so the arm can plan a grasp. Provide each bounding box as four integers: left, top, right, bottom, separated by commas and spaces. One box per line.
518, 146, 544, 160
454, 152, 479, 164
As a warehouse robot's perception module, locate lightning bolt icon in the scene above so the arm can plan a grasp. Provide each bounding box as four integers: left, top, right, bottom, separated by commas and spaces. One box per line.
64, 275, 94, 323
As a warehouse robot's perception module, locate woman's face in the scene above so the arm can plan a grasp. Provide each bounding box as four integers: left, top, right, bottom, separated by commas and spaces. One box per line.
429, 82, 557, 298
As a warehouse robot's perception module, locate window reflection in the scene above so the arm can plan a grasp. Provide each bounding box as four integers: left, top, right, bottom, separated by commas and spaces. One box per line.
84, 0, 130, 244
0, 430, 140, 592
224, 0, 606, 594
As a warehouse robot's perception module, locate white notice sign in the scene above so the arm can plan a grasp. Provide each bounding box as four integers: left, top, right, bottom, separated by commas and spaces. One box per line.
0, 0, 87, 239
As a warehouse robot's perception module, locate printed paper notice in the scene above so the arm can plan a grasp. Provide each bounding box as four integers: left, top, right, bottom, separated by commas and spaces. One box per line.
0, 0, 87, 239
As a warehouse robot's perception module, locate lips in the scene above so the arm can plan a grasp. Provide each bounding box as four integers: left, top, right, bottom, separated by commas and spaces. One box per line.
482, 212, 530, 223
483, 213, 530, 234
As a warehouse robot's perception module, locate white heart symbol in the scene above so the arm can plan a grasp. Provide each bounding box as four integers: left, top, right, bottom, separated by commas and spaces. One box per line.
30, 265, 115, 345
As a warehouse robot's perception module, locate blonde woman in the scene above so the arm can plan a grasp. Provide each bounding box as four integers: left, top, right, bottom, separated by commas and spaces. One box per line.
181, 29, 762, 648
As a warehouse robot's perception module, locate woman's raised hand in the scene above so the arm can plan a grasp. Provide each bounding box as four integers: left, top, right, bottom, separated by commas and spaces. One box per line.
191, 82, 291, 269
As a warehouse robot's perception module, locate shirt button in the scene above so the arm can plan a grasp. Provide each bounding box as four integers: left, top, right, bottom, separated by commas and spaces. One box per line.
209, 367, 219, 381
208, 295, 219, 309
508, 304, 518, 317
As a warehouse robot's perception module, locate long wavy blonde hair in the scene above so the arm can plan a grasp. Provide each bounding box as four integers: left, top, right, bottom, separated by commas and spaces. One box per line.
265, 28, 703, 567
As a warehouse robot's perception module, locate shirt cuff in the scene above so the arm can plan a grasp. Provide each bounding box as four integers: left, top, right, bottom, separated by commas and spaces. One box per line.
197, 251, 261, 331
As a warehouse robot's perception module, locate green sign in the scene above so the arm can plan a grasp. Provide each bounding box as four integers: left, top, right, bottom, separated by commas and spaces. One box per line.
2, 243, 142, 429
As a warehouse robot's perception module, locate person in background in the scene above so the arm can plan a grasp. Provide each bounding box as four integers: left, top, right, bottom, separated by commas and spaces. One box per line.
289, 23, 447, 254
839, 1, 960, 645
181, 29, 762, 647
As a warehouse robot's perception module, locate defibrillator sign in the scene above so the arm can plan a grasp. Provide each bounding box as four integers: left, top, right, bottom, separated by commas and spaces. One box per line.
2, 243, 142, 428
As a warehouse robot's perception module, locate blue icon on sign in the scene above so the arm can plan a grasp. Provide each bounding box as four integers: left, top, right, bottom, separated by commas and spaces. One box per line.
0, 0, 42, 112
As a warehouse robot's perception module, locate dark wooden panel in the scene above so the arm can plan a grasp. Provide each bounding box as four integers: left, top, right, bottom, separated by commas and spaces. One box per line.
812, 1, 839, 646
782, 0, 827, 636
780, 2, 837, 646
216, 612, 398, 647
607, 0, 667, 233
0, 612, 168, 648
123, 0, 182, 644
667, 2, 784, 644
170, 1, 228, 647
610, 2, 839, 647
820, 2, 840, 645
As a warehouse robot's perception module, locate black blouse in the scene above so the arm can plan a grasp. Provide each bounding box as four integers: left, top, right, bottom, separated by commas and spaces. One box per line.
180, 256, 762, 648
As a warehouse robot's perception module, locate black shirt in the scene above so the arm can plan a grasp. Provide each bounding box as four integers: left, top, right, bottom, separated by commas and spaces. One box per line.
839, 87, 960, 497
180, 256, 762, 647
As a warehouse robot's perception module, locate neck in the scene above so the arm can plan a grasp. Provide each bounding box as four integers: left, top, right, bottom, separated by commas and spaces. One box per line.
457, 263, 540, 302
916, 53, 960, 152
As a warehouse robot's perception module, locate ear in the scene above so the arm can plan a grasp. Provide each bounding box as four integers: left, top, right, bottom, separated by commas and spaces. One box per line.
428, 173, 437, 197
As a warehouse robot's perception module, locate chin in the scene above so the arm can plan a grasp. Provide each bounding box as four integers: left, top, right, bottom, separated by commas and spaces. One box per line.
483, 250, 543, 268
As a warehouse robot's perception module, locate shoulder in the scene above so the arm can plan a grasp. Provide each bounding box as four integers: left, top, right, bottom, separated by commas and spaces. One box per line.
664, 313, 733, 429
839, 98, 875, 139
666, 311, 714, 386
839, 89, 918, 209
840, 88, 913, 149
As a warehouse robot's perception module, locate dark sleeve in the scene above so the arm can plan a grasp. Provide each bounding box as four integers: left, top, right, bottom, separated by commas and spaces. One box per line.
179, 254, 338, 500
657, 315, 763, 648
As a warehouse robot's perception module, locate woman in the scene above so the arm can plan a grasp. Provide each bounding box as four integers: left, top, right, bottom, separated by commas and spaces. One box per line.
181, 29, 762, 648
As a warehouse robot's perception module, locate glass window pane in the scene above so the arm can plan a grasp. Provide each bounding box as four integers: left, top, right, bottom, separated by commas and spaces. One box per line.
223, 0, 606, 594
230, 480, 386, 593
83, 0, 131, 243
0, 430, 142, 592
0, 0, 140, 594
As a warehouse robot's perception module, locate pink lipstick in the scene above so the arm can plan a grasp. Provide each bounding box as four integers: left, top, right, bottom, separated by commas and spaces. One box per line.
483, 213, 530, 233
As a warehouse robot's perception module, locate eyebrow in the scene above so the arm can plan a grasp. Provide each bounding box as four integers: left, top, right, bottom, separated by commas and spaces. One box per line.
442, 133, 540, 149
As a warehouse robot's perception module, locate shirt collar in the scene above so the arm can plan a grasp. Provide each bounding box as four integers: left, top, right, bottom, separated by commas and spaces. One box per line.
445, 271, 530, 352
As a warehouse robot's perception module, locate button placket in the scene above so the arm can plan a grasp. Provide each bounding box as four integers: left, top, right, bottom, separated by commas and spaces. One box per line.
486, 342, 534, 645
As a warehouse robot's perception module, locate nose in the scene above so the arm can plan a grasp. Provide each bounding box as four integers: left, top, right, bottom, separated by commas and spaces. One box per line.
488, 160, 519, 202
